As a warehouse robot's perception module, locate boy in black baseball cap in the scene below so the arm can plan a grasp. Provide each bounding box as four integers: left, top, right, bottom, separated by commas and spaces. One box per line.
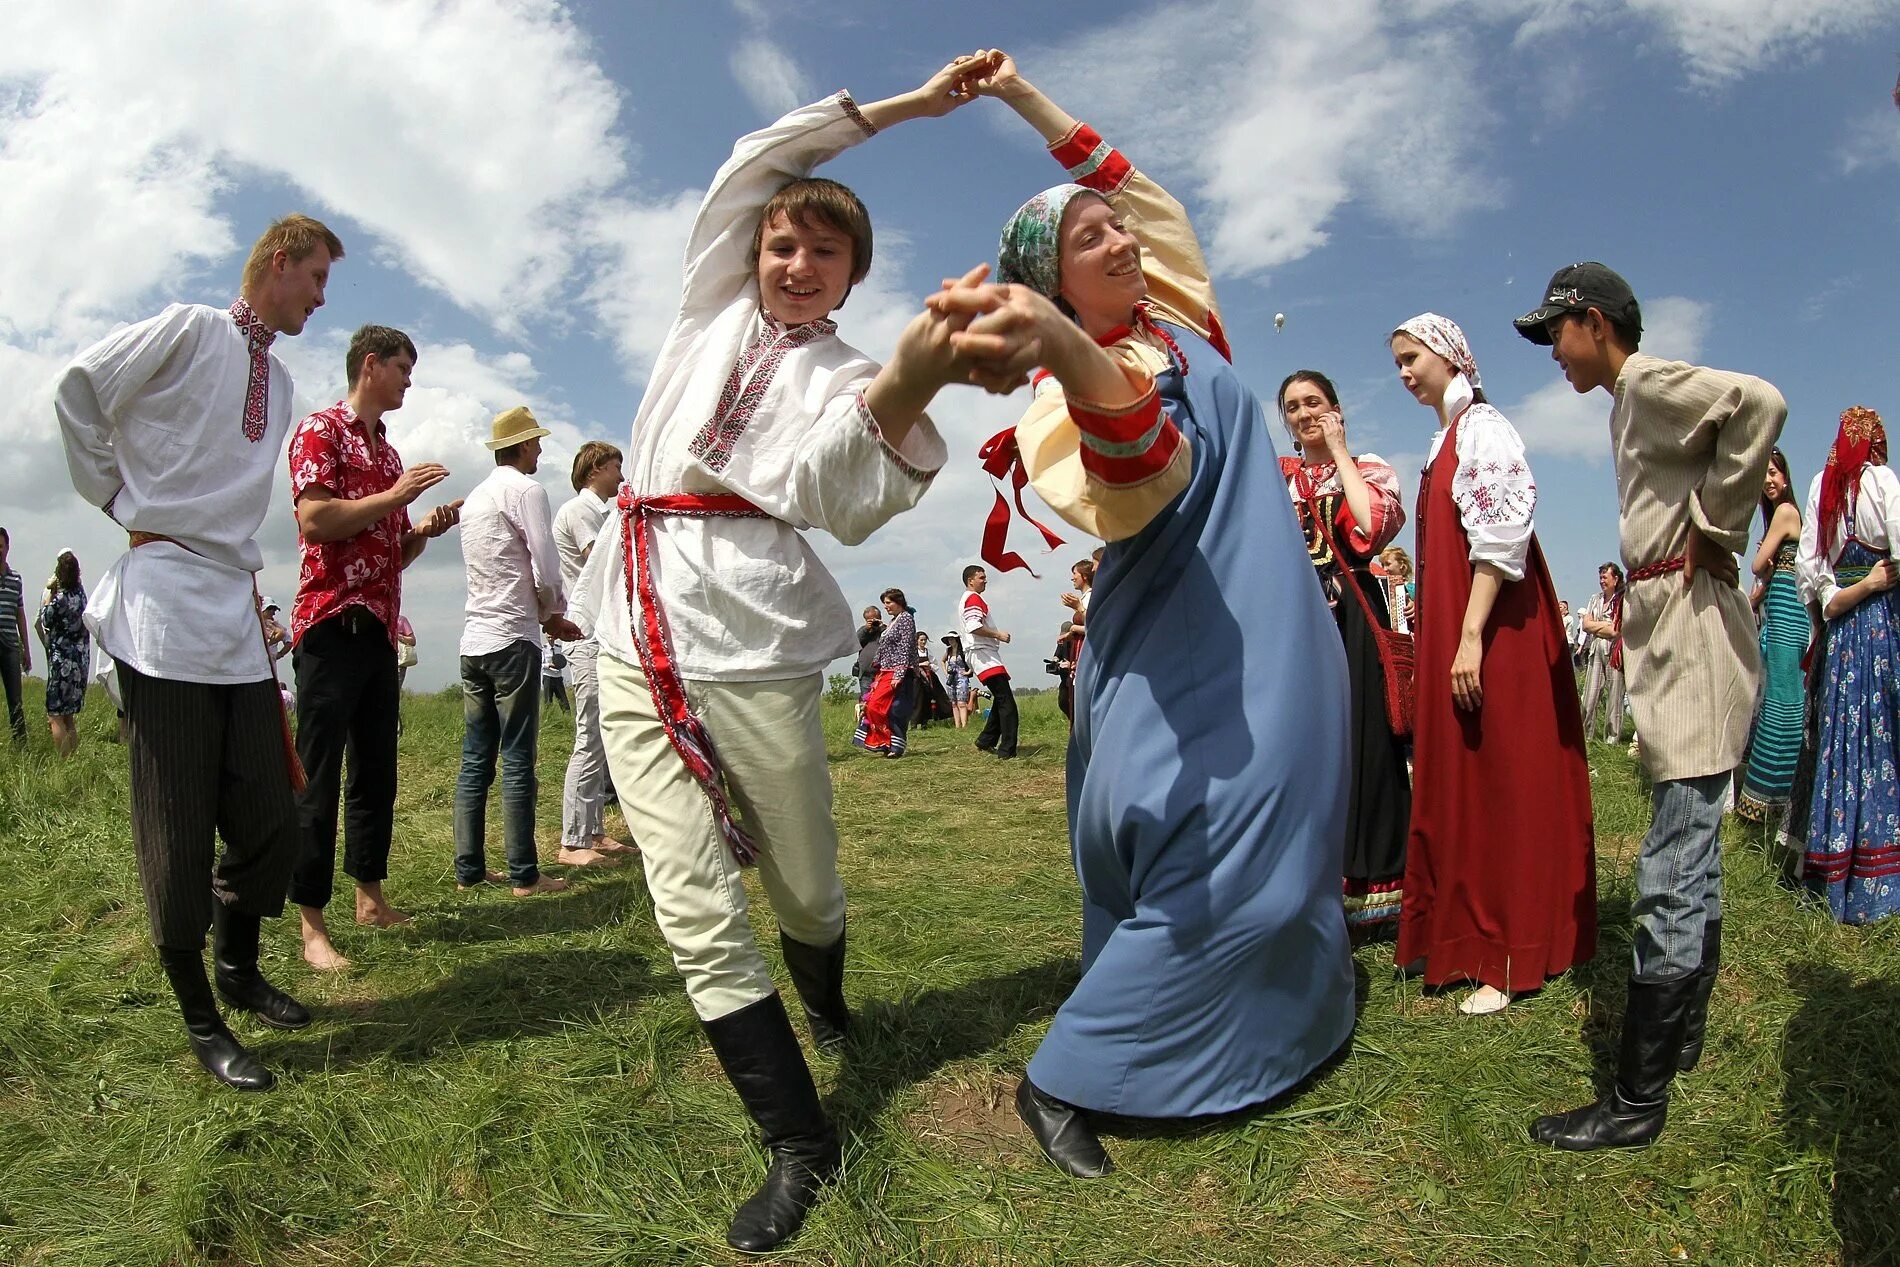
1513, 263, 1785, 1152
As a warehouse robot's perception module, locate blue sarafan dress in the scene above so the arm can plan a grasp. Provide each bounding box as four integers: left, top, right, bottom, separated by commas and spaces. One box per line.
998, 124, 1356, 1118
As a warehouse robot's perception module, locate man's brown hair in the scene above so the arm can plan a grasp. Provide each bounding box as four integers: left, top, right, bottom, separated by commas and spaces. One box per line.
570, 440, 623, 492
242, 214, 345, 294
345, 325, 417, 388
750, 178, 873, 289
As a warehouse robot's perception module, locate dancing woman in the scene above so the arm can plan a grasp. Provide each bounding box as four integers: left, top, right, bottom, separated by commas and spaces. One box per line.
1278, 372, 1411, 938
1389, 314, 1596, 1016
1735, 449, 1808, 824
936, 50, 1357, 1177
852, 589, 916, 756
1798, 407, 1900, 925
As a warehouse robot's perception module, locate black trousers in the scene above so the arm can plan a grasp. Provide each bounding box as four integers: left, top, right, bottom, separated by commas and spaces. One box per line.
0, 639, 24, 740
289, 609, 399, 909
117, 660, 298, 952
974, 672, 1018, 757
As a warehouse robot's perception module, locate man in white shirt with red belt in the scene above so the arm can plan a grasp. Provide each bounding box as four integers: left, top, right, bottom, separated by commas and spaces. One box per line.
961, 564, 1017, 758
55, 214, 344, 1092
454, 407, 589, 897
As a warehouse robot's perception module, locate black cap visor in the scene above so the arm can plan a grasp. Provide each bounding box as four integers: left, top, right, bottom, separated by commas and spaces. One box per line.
1513, 304, 1573, 345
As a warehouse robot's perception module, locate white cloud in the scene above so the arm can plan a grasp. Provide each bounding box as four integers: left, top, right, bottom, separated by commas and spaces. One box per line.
583, 192, 703, 377
1509, 294, 1710, 459
1022, 0, 1500, 280
1622, 0, 1893, 88
729, 37, 814, 121
1839, 108, 1900, 174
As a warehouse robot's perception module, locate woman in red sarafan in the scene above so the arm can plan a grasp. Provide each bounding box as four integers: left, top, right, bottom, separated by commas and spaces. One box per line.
1390, 312, 1596, 1015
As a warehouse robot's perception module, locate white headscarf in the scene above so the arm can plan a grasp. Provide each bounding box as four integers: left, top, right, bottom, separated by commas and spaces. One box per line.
1393, 312, 1482, 389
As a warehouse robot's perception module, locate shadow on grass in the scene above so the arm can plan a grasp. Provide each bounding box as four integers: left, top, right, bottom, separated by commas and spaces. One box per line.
1568, 885, 1636, 1089
416, 873, 648, 943
1782, 962, 1900, 1265
266, 946, 660, 1072
828, 957, 1077, 1135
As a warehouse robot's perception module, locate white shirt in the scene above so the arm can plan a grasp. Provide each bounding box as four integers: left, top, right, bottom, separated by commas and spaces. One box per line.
55, 302, 293, 684
1796, 465, 1900, 606
553, 486, 610, 644
572, 93, 945, 683
961, 591, 1006, 679
460, 465, 565, 656
1425, 378, 1536, 582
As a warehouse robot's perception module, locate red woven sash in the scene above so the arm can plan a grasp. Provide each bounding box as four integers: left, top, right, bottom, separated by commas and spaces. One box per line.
617, 488, 772, 865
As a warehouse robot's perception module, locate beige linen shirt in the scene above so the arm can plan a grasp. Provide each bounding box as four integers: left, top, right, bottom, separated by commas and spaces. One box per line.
1610, 353, 1786, 781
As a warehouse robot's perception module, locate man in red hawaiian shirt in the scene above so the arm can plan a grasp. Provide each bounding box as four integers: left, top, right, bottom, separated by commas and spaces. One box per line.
287, 325, 462, 971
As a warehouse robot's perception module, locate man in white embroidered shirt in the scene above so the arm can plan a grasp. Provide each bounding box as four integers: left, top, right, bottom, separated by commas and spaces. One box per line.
454, 407, 588, 898
551, 440, 634, 869
55, 214, 344, 1093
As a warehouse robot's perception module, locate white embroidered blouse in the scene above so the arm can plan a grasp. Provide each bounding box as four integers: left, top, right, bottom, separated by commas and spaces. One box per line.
1795, 464, 1900, 607
572, 93, 947, 682
1425, 380, 1536, 581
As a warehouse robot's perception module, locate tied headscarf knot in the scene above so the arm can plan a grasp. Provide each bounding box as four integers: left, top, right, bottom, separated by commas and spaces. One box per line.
1818, 405, 1887, 558
228, 298, 276, 443
977, 426, 1065, 577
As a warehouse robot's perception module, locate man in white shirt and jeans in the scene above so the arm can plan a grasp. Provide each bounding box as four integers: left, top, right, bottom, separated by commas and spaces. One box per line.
454, 407, 588, 897
552, 440, 634, 866
55, 214, 344, 1092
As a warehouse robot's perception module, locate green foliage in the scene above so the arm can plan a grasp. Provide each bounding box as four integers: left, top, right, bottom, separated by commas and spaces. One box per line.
0, 688, 1895, 1265
825, 672, 856, 706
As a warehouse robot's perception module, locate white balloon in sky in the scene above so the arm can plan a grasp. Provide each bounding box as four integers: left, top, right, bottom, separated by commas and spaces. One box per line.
1273, 312, 1286, 330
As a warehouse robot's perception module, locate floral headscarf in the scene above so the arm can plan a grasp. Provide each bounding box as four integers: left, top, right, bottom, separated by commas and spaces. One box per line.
1818, 405, 1888, 557
1392, 312, 1482, 389
997, 183, 1095, 300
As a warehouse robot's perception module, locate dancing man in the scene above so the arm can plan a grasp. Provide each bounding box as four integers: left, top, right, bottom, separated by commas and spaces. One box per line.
56, 215, 345, 1090
1515, 262, 1784, 1149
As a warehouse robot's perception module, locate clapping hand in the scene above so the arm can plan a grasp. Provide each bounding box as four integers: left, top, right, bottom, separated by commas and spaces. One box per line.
391, 462, 451, 506
415, 499, 463, 540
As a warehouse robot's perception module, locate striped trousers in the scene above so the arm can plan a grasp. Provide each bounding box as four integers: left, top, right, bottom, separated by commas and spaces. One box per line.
118, 661, 299, 952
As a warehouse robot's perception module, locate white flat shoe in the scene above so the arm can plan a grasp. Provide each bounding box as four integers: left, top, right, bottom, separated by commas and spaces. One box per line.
1458, 985, 1510, 1015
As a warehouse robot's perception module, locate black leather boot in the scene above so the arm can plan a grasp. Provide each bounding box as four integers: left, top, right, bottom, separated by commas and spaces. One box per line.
212, 903, 312, 1030
1676, 919, 1721, 1072
701, 994, 841, 1253
1015, 1075, 1114, 1178
158, 948, 274, 1091
1529, 974, 1696, 1151
780, 927, 850, 1050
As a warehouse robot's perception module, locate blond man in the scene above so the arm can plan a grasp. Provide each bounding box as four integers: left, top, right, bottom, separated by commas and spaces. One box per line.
57, 215, 345, 1091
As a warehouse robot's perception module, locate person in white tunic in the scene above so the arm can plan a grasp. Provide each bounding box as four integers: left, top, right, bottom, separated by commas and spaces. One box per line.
569, 60, 1006, 1253
54, 215, 345, 1092
1515, 262, 1785, 1152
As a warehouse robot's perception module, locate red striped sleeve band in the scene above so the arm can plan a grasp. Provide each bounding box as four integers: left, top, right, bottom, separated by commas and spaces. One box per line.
1068, 385, 1184, 486
1049, 123, 1133, 196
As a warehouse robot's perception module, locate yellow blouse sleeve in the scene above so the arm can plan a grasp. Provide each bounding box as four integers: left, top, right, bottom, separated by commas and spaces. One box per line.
1047, 123, 1227, 357
1016, 337, 1192, 543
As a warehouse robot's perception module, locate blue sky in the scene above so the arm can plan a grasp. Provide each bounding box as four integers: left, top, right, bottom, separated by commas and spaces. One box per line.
3, 0, 1896, 688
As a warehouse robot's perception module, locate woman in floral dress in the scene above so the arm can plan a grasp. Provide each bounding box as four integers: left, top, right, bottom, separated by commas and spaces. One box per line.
39, 549, 89, 757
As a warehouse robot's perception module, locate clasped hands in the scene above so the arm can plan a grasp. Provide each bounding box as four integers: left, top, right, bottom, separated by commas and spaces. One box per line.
892, 263, 1070, 397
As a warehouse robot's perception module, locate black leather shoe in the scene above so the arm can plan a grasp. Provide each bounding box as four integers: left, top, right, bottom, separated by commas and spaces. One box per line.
1530, 974, 1694, 1151
1676, 919, 1721, 1072
1015, 1075, 1113, 1177
702, 994, 841, 1252
159, 948, 274, 1091
780, 928, 851, 1050
212, 904, 312, 1030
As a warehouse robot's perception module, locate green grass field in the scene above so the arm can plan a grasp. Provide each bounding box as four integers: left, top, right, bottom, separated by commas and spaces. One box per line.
1, 685, 1896, 1265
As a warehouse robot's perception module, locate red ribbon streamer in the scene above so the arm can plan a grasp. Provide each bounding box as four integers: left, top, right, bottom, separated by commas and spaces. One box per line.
977, 426, 1066, 577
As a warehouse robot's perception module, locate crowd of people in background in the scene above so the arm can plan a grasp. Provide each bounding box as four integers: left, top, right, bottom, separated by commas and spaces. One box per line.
19, 43, 1899, 1258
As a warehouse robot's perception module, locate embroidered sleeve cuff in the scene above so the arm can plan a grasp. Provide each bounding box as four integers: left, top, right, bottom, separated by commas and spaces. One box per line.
1069, 387, 1185, 487
836, 91, 877, 138
856, 392, 939, 484
1048, 122, 1133, 195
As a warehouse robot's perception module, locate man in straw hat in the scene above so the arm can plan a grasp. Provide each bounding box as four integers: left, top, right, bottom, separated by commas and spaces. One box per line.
286, 324, 463, 971
453, 406, 593, 898
1514, 262, 1785, 1151
55, 213, 345, 1091
567, 58, 1015, 1252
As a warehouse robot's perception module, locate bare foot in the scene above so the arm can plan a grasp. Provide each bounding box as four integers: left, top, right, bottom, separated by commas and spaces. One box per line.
512, 876, 570, 897
591, 835, 639, 855
455, 869, 508, 891
355, 883, 412, 928
299, 907, 352, 971
557, 846, 624, 869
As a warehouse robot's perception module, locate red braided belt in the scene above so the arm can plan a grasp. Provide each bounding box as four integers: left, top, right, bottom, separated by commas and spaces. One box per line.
1627, 556, 1685, 583
617, 488, 773, 865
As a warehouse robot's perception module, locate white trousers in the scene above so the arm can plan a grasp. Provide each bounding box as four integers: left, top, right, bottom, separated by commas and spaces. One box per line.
598, 651, 846, 1021
560, 641, 608, 850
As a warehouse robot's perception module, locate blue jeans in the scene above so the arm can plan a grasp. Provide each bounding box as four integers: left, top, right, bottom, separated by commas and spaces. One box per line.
454, 639, 542, 887
1630, 772, 1726, 982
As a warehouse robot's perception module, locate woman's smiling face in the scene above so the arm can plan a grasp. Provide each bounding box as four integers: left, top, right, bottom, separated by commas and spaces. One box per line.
1056, 194, 1146, 336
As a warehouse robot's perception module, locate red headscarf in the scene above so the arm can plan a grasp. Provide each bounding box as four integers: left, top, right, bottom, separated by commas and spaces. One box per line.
1817, 405, 1888, 557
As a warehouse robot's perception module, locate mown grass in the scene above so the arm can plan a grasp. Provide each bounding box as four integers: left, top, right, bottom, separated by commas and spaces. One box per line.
0, 684, 1895, 1265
